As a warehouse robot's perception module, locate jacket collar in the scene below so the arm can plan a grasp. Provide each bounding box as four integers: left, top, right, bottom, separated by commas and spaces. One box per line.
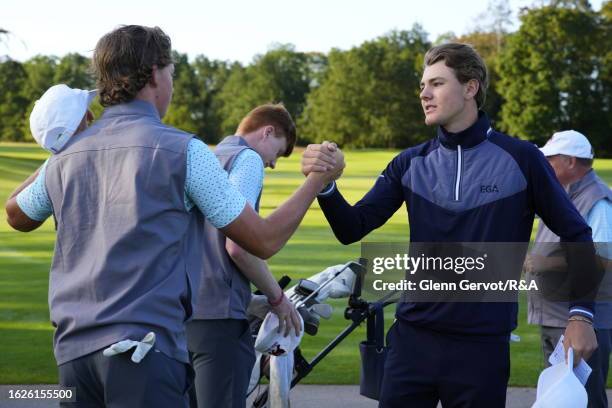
219, 135, 252, 148
103, 99, 160, 121
437, 111, 491, 150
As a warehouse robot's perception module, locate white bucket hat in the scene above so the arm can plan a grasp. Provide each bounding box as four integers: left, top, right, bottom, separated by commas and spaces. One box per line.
532, 348, 587, 408
29, 84, 97, 153
539, 130, 594, 159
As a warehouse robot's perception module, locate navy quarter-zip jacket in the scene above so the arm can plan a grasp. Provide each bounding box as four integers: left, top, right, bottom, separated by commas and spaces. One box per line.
318, 112, 594, 339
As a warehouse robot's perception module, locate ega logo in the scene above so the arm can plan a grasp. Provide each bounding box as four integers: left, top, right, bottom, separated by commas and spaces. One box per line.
480, 185, 499, 193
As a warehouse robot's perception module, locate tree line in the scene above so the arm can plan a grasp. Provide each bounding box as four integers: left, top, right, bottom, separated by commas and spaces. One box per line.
1, 1, 610, 155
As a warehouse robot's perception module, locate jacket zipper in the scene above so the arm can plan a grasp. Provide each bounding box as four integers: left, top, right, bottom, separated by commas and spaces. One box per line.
452, 128, 492, 202
454, 145, 462, 201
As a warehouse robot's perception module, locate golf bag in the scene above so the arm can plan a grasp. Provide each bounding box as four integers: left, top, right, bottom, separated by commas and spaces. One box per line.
246, 259, 396, 407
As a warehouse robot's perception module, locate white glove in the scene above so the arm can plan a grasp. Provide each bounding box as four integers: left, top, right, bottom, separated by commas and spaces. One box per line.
102, 332, 156, 363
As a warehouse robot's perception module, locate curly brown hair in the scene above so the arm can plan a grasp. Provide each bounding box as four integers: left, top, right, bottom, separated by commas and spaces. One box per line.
92, 25, 172, 107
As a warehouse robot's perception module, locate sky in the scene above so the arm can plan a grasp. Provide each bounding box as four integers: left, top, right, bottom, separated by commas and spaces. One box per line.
1, 0, 605, 64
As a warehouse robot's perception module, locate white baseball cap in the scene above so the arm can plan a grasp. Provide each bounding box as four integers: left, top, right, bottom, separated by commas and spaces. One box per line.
539, 130, 594, 159
29, 84, 97, 153
532, 348, 588, 408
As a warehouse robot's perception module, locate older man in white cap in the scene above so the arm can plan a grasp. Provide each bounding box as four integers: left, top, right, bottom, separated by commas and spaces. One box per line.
528, 130, 612, 408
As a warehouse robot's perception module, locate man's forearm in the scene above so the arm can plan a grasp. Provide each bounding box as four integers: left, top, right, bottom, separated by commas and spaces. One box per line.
5, 166, 46, 232
564, 240, 600, 316
222, 173, 327, 259
227, 241, 280, 300
318, 188, 370, 245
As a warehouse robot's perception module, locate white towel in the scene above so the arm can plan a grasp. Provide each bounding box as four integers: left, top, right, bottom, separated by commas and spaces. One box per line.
248, 263, 357, 406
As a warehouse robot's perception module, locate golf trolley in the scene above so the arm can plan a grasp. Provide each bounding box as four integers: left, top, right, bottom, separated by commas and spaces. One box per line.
247, 258, 397, 407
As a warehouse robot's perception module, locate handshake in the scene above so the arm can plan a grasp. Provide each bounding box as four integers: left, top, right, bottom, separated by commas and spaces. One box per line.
301, 141, 346, 185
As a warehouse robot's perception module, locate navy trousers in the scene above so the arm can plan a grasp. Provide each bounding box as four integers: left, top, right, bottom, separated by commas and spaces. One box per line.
378, 321, 510, 408
59, 348, 192, 408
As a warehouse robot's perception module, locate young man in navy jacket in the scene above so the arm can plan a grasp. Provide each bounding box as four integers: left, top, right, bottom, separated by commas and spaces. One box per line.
301, 43, 598, 407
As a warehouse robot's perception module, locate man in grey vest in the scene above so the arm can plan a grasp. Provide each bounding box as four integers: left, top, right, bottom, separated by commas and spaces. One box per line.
527, 130, 612, 408
5, 25, 343, 408
187, 103, 301, 408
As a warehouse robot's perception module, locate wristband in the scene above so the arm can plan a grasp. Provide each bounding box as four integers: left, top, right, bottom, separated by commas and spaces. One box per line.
568, 315, 593, 325
318, 181, 336, 197
268, 291, 284, 307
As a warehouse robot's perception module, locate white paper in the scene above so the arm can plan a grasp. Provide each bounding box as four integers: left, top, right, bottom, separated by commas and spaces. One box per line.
548, 335, 592, 385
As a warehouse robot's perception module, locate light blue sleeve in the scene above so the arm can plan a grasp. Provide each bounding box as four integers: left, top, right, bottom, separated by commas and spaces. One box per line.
16, 160, 53, 222
184, 138, 246, 228
586, 198, 612, 258
228, 149, 264, 210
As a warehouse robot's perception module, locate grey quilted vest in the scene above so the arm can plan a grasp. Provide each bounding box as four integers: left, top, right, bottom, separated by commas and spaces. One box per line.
528, 170, 612, 328
192, 136, 262, 320
45, 100, 204, 365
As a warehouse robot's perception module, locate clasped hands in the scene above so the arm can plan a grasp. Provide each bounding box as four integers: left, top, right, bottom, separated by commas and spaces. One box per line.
301, 141, 345, 184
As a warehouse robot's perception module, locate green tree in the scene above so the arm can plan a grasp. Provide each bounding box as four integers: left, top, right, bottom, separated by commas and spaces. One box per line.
304, 52, 328, 90
599, 1, 612, 156
192, 56, 237, 143
497, 4, 607, 151
22, 55, 57, 100
164, 52, 201, 135
472, 0, 513, 53
0, 59, 29, 141
549, 0, 593, 11
54, 53, 94, 89
217, 44, 312, 137
164, 53, 242, 143
19, 55, 58, 140
299, 26, 431, 148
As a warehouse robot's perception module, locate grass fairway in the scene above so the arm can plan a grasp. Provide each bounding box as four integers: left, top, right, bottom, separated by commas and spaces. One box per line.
1, 142, 611, 386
